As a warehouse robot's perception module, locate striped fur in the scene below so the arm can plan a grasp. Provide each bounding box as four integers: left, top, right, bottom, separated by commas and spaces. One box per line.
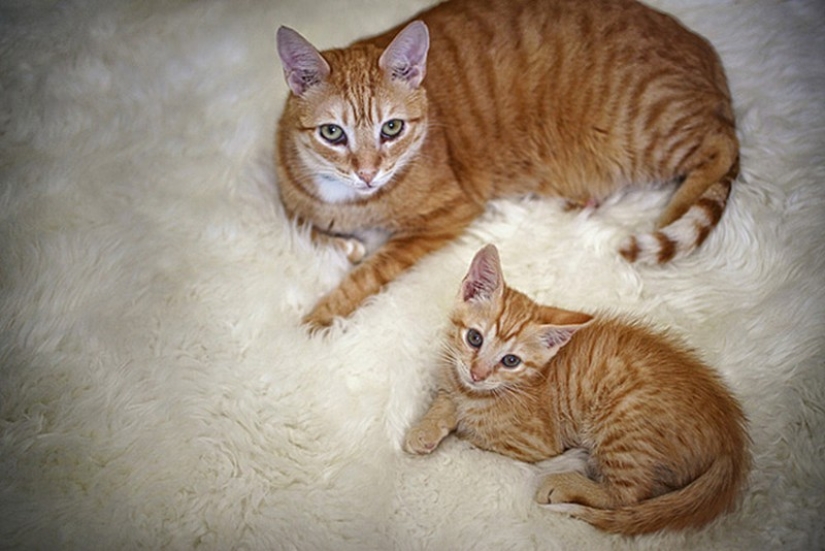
276, 0, 739, 329
405, 245, 750, 535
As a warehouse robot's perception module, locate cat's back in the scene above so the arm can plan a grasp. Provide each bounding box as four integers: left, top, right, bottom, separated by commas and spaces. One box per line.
559, 316, 747, 450
566, 316, 727, 394
420, 0, 727, 118
367, 0, 731, 196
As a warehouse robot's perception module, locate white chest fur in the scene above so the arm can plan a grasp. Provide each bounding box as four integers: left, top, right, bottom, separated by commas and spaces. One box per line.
314, 174, 362, 204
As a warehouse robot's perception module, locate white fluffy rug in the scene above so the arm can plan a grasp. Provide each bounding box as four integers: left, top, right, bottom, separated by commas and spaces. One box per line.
2, 1, 823, 549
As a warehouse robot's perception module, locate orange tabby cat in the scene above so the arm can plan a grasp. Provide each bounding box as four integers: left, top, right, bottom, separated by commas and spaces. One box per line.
276, 0, 739, 329
404, 244, 750, 535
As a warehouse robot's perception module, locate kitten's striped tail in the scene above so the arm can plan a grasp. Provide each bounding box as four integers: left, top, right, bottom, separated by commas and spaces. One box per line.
619, 156, 739, 265
549, 453, 747, 536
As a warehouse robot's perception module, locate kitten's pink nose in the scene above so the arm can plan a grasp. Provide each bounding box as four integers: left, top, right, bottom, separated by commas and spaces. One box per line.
357, 169, 377, 185
470, 368, 485, 382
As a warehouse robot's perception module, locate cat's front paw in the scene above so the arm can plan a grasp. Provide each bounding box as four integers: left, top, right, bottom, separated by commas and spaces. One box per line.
301, 303, 337, 334
404, 422, 447, 455
333, 236, 366, 264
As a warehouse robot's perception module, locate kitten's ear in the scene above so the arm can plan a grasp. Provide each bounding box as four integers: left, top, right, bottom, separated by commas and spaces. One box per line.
277, 26, 330, 96
379, 21, 429, 88
460, 244, 504, 303
539, 313, 593, 352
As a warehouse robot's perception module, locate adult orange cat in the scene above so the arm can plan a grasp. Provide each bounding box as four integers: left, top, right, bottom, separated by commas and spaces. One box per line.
275, 0, 739, 329
404, 244, 750, 535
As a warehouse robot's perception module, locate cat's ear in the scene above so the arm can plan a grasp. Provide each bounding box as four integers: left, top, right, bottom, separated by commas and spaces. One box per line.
379, 21, 429, 88
460, 244, 504, 303
538, 313, 593, 352
277, 26, 331, 96
539, 325, 582, 351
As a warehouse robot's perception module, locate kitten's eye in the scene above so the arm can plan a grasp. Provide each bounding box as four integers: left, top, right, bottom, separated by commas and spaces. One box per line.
466, 328, 483, 348
501, 354, 522, 369
380, 119, 405, 141
319, 124, 347, 145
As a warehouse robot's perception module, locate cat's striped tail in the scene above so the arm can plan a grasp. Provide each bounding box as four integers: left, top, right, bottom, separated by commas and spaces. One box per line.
547, 453, 747, 536
619, 156, 739, 265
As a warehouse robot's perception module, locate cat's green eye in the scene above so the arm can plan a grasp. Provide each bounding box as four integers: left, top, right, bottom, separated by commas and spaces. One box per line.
319, 124, 346, 145
380, 119, 405, 141
501, 354, 522, 369
466, 328, 483, 348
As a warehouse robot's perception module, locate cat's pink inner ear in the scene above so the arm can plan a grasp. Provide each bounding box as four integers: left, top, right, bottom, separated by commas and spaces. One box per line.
461, 244, 502, 302
276, 26, 330, 96
379, 21, 429, 88
540, 324, 584, 350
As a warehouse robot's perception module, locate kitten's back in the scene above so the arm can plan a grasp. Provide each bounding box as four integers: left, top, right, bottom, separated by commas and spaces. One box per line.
546, 315, 750, 533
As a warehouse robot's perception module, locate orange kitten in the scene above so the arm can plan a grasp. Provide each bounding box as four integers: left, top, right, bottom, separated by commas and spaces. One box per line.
276, 0, 739, 329
404, 244, 750, 535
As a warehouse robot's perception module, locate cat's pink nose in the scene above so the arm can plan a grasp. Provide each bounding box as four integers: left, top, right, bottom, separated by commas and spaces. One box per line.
357, 169, 377, 185
470, 369, 484, 382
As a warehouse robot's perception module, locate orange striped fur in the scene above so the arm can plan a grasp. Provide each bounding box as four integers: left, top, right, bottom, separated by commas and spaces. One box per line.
276, 0, 739, 329
405, 244, 750, 535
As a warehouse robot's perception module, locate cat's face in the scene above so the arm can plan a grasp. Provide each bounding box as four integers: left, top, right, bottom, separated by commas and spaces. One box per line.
277, 22, 430, 203
292, 78, 428, 203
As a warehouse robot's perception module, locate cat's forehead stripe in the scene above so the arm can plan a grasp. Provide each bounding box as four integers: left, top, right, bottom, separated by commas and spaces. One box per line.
333, 60, 388, 126
495, 298, 533, 341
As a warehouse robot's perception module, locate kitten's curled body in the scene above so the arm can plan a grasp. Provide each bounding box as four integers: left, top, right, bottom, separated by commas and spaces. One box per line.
276, 0, 739, 328
405, 245, 750, 535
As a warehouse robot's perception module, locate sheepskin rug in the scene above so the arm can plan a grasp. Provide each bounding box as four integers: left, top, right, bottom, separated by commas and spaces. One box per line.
2, 0, 823, 549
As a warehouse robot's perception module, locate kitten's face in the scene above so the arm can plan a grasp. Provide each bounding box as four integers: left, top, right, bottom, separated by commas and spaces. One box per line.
447, 302, 556, 394
448, 244, 592, 394
294, 76, 428, 203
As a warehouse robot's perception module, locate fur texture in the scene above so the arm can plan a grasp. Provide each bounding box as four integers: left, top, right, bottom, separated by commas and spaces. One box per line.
276, 0, 739, 329
1, 0, 823, 550
405, 244, 750, 535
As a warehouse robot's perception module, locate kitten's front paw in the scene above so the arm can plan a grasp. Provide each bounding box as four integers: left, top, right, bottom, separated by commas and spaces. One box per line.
404, 423, 447, 455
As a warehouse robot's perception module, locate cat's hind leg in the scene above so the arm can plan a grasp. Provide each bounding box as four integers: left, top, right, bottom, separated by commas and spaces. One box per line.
533, 448, 591, 477
537, 450, 670, 512
619, 129, 738, 264
655, 131, 737, 229
534, 449, 618, 508
535, 471, 618, 509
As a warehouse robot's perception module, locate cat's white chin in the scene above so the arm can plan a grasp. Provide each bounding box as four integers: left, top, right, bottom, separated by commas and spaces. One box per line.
314, 174, 388, 204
